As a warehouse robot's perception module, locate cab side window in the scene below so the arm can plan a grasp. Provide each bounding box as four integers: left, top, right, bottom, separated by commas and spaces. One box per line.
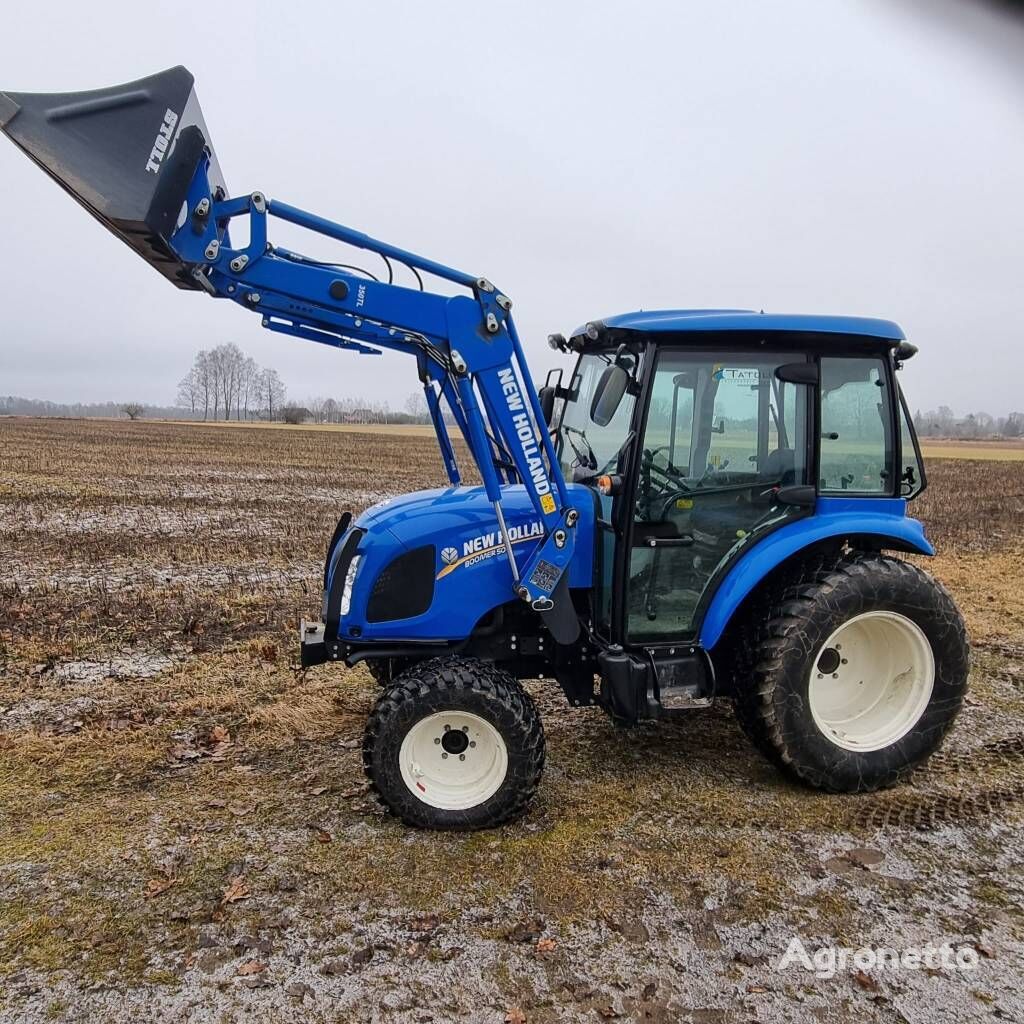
898, 387, 926, 500
819, 357, 892, 494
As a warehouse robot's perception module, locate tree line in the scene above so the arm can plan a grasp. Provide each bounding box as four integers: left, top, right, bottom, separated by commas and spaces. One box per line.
177, 344, 286, 421
295, 393, 431, 426
174, 345, 431, 425
913, 407, 1024, 439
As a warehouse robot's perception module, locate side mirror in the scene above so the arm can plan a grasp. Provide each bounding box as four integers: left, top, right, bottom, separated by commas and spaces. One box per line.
590, 364, 630, 427
711, 418, 725, 435
538, 385, 556, 426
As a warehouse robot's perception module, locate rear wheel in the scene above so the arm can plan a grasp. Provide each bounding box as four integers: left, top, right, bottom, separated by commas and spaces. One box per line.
363, 657, 545, 829
734, 555, 969, 792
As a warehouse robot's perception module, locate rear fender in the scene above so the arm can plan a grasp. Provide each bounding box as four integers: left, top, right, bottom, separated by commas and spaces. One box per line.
700, 497, 933, 650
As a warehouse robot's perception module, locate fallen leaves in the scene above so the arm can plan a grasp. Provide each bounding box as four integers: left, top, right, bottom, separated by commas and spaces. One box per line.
144, 876, 177, 898
236, 959, 265, 976
165, 722, 234, 769
852, 969, 880, 992
209, 724, 231, 745
306, 823, 333, 844
536, 937, 557, 956
504, 1009, 527, 1024
221, 876, 251, 905
407, 913, 440, 936
506, 917, 545, 944
823, 846, 886, 875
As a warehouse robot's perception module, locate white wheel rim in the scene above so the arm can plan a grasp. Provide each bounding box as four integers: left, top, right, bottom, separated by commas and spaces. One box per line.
399, 711, 508, 810
808, 611, 935, 753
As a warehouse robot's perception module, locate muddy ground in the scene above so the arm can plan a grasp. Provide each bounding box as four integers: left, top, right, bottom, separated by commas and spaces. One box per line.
1, 417, 1023, 1023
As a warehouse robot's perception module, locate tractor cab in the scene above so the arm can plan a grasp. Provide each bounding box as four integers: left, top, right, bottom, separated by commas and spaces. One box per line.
551, 311, 927, 653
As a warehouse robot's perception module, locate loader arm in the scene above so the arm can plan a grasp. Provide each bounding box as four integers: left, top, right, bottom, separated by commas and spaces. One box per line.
0, 67, 577, 624
180, 181, 578, 616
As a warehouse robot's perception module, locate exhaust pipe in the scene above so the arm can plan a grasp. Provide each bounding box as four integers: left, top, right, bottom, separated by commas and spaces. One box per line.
0, 66, 225, 289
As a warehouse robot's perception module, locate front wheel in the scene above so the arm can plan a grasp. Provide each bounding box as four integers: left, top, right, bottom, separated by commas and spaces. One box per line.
734, 555, 969, 792
363, 657, 545, 829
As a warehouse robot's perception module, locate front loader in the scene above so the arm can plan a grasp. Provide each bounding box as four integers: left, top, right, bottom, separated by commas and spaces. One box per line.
1, 68, 970, 829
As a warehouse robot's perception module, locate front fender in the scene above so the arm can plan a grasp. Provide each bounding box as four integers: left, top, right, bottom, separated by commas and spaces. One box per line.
700, 497, 933, 650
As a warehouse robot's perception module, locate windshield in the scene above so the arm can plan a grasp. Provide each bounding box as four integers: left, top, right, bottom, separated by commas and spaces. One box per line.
557, 353, 638, 484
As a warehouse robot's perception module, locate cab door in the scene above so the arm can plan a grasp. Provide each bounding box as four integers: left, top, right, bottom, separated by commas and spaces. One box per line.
624, 348, 813, 643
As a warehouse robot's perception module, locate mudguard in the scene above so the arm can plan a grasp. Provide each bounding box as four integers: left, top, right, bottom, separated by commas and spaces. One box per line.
700, 497, 934, 650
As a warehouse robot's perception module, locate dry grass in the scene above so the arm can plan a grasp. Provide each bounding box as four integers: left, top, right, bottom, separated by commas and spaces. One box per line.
1, 416, 1022, 1015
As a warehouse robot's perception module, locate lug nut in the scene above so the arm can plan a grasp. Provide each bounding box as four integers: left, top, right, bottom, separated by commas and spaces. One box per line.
459, 754, 466, 761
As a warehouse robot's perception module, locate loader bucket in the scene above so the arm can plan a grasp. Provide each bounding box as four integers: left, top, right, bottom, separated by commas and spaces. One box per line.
0, 66, 225, 289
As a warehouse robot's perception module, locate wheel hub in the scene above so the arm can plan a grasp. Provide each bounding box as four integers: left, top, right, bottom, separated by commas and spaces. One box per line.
816, 646, 841, 675
440, 727, 469, 756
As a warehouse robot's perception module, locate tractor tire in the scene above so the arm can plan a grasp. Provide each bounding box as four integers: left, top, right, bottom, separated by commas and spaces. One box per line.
364, 656, 419, 687
363, 657, 545, 829
733, 554, 969, 793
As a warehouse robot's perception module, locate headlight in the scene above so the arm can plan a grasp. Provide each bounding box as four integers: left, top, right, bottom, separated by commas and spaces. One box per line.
340, 555, 361, 616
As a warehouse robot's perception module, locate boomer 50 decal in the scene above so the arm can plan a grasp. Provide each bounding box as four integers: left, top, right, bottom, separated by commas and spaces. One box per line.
435, 521, 543, 580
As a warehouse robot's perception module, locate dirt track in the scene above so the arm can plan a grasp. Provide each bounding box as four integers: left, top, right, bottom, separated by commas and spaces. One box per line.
1, 418, 1023, 1023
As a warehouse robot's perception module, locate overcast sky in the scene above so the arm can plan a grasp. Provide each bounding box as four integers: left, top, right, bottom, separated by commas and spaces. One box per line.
1, 0, 1021, 414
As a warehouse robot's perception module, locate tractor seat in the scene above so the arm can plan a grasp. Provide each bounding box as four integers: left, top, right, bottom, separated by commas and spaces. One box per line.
760, 447, 797, 486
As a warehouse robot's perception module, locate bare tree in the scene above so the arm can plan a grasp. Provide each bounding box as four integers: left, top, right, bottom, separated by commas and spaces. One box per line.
404, 391, 429, 423
121, 402, 144, 420
1003, 412, 1024, 438
308, 396, 328, 425
209, 343, 244, 421
239, 356, 258, 420
176, 367, 200, 417
258, 368, 286, 420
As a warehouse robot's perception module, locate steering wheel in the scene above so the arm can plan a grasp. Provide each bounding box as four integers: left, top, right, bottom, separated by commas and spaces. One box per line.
638, 447, 694, 519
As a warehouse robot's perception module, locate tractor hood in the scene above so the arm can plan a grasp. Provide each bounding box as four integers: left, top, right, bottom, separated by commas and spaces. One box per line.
358, 485, 548, 551
329, 484, 596, 642
0, 66, 224, 289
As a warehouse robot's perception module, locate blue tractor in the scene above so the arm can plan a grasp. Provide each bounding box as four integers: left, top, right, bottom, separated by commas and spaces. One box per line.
1, 69, 969, 829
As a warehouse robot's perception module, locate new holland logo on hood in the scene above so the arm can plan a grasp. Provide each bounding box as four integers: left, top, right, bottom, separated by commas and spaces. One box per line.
436, 521, 544, 579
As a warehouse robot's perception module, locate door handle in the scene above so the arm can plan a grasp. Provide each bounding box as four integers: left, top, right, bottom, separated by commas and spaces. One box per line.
647, 535, 695, 548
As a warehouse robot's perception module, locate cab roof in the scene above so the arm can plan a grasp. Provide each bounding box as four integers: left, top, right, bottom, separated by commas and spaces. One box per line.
571, 309, 905, 342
